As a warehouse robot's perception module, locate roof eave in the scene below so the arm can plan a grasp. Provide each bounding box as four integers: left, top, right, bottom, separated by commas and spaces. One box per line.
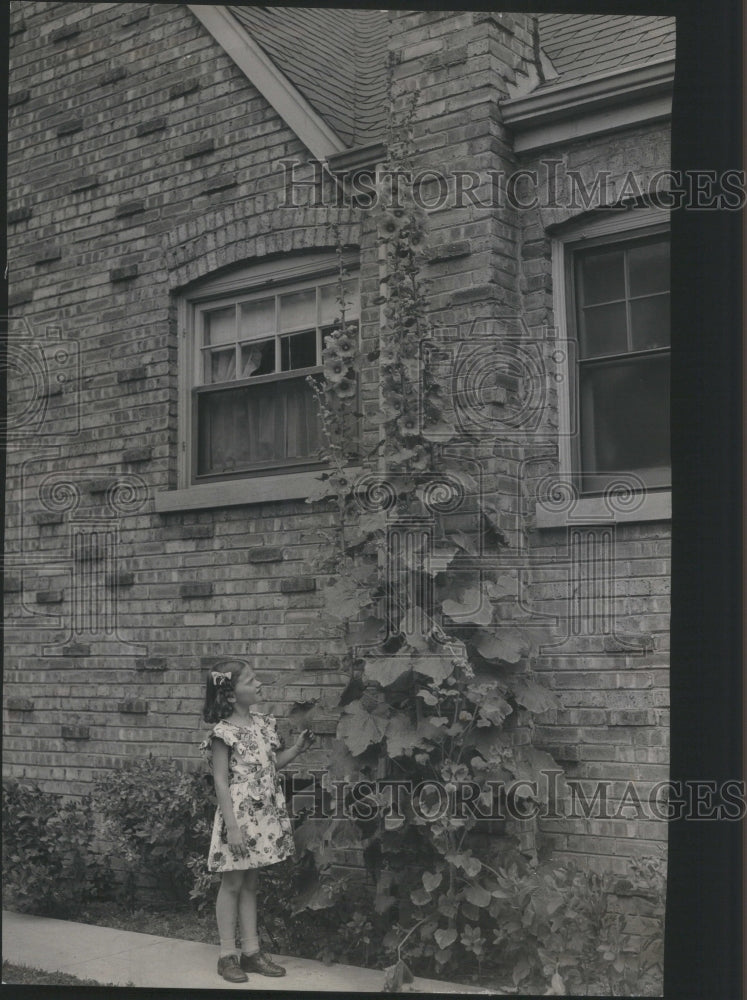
502, 57, 674, 130
188, 4, 347, 160
327, 142, 387, 174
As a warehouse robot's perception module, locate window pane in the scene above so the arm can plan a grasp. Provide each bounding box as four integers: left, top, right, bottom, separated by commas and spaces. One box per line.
580, 356, 670, 478
320, 279, 359, 324
285, 380, 322, 459
196, 378, 322, 475
628, 240, 669, 297
203, 307, 235, 347
279, 288, 316, 331
281, 330, 317, 371
240, 339, 275, 377
630, 294, 670, 351
578, 249, 625, 305
580, 302, 628, 358
239, 298, 275, 340
207, 347, 236, 384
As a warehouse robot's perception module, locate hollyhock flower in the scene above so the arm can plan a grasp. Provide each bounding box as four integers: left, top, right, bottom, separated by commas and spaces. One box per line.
334, 376, 357, 399
379, 212, 402, 237
335, 333, 356, 358
322, 341, 340, 364
397, 408, 419, 437
324, 356, 347, 384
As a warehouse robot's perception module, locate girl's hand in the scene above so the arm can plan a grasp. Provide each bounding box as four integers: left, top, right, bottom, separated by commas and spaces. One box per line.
227, 828, 247, 854
294, 728, 315, 752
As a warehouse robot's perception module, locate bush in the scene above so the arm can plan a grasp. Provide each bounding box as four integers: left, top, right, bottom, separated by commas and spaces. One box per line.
464, 852, 665, 996
2, 779, 101, 917
94, 756, 214, 908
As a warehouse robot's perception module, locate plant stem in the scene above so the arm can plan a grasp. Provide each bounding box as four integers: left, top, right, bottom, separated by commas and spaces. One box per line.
397, 917, 429, 960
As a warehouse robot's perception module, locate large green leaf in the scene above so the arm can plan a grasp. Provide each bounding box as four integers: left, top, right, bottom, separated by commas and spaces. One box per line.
471, 627, 529, 664
337, 701, 389, 756
322, 577, 371, 621
348, 615, 388, 647
464, 884, 492, 908
292, 879, 337, 914
477, 690, 513, 726
363, 655, 412, 687
484, 575, 517, 600
413, 655, 455, 684
323, 739, 364, 787
511, 676, 562, 714
442, 586, 493, 626
385, 712, 424, 757
434, 927, 457, 950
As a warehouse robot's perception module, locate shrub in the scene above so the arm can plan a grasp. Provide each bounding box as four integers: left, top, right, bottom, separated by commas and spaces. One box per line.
468, 852, 665, 996
94, 756, 214, 908
2, 779, 101, 917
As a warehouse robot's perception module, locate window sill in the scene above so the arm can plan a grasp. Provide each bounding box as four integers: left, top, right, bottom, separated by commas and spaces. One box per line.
154, 470, 326, 512
534, 490, 671, 528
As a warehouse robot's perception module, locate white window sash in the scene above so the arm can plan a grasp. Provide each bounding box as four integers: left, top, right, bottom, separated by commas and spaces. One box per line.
178, 253, 359, 489
542, 208, 672, 526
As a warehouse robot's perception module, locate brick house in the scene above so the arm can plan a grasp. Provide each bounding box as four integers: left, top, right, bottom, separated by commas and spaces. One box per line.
6, 4, 677, 881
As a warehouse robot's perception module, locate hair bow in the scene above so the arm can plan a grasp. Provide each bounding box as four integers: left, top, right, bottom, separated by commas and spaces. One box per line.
211, 670, 231, 687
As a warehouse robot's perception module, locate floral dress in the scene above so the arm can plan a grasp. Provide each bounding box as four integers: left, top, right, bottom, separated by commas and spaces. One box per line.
201, 715, 295, 872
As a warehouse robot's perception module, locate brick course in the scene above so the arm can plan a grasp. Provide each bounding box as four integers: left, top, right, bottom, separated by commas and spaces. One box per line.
5, 4, 670, 877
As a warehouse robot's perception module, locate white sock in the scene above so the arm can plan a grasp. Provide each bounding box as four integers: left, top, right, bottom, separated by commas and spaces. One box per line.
219, 938, 238, 958
241, 933, 260, 956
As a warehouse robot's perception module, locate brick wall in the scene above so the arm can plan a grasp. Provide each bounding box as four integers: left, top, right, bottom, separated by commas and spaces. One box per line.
5, 0, 368, 795
6, 4, 671, 875
515, 127, 672, 870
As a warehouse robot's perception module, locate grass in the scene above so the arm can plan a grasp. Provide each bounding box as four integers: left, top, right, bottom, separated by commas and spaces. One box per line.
2, 960, 124, 986
74, 900, 216, 944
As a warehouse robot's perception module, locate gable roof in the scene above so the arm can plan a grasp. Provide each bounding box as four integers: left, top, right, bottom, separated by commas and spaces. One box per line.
536, 13, 676, 87
221, 8, 675, 150
227, 5, 387, 148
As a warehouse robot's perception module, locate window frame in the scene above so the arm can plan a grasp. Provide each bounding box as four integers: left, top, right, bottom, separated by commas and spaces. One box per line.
162, 251, 359, 510
541, 208, 672, 527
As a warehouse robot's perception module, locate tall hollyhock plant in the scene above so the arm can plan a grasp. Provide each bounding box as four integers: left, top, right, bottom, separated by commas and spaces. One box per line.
299, 88, 562, 988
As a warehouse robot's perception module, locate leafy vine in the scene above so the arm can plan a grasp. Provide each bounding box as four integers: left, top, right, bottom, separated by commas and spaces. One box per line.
295, 87, 565, 988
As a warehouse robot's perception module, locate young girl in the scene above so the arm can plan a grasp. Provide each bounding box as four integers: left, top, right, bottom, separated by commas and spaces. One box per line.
201, 658, 314, 983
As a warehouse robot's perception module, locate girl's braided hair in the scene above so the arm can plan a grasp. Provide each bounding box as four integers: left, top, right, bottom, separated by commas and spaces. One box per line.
202, 658, 252, 723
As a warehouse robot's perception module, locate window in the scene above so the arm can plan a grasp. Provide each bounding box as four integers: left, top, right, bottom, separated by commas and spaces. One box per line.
559, 213, 670, 496
179, 254, 359, 487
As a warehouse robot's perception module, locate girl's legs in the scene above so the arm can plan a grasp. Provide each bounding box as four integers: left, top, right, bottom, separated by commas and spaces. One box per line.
238, 869, 259, 957
216, 870, 245, 956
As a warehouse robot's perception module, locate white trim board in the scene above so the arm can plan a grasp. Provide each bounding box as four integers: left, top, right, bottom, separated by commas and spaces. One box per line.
502, 58, 674, 153
154, 471, 323, 511
187, 5, 346, 160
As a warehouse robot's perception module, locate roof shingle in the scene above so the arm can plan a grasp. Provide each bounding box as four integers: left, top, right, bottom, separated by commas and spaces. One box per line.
225, 9, 675, 149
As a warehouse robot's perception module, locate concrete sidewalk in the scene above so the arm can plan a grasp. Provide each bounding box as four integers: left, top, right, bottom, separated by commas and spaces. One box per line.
2, 911, 494, 993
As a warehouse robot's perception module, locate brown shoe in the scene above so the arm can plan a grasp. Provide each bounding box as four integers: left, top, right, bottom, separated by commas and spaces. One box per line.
240, 951, 286, 977
217, 954, 248, 982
